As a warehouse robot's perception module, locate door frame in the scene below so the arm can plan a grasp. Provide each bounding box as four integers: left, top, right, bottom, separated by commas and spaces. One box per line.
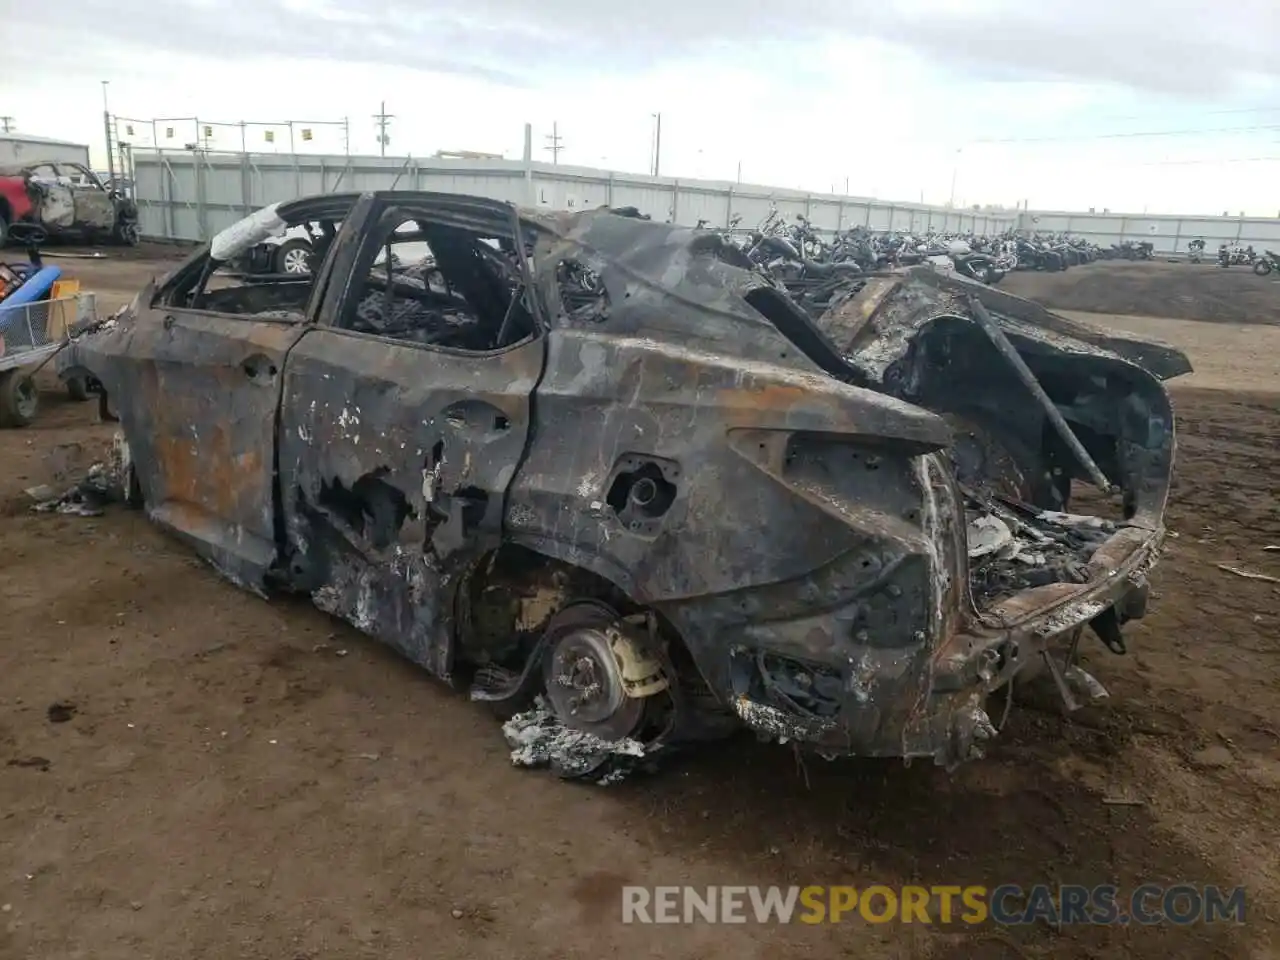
273, 193, 548, 674
127, 194, 381, 587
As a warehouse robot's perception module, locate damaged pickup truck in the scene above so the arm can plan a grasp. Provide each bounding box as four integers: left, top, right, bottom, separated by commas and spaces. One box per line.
57, 191, 1190, 775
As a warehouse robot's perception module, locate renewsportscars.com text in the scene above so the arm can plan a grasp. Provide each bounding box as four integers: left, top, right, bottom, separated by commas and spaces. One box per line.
621, 884, 1246, 926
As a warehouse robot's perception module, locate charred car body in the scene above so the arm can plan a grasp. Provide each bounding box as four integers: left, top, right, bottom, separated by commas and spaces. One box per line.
0, 161, 140, 246
57, 191, 1190, 772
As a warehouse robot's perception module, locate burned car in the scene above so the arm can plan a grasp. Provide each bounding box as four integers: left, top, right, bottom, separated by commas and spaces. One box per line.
57, 191, 1190, 774
0, 161, 140, 246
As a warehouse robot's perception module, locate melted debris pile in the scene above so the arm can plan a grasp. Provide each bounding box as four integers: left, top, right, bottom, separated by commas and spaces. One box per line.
30, 435, 130, 518
966, 495, 1116, 606
502, 701, 649, 785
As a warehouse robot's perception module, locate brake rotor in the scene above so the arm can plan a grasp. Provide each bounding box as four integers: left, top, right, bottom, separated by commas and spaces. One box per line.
543, 617, 645, 742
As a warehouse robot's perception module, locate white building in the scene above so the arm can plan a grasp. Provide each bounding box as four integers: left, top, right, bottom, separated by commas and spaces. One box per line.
0, 133, 92, 168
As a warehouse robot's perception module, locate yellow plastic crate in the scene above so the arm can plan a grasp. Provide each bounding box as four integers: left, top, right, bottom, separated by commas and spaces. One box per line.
47, 279, 82, 340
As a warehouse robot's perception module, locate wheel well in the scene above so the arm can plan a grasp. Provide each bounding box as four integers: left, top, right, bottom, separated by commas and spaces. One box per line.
57, 362, 95, 383
454, 543, 703, 687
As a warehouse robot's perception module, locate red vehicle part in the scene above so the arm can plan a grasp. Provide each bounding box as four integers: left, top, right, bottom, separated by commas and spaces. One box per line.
0, 175, 36, 242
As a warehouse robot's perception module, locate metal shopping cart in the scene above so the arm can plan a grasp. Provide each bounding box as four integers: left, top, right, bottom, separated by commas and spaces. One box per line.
0, 292, 98, 426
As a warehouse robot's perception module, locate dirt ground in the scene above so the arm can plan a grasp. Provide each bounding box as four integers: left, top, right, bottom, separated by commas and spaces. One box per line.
2, 255, 1279, 960
1002, 259, 1280, 326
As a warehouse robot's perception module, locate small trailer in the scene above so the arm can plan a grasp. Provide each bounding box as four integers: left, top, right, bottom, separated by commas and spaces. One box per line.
0, 226, 97, 426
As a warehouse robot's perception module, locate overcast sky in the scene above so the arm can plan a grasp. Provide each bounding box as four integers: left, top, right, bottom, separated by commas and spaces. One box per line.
5, 0, 1279, 215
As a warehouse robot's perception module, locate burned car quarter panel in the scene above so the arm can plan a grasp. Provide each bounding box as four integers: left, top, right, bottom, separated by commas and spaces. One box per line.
58, 193, 1191, 772
506, 213, 1187, 762
504, 328, 960, 739
506, 217, 970, 758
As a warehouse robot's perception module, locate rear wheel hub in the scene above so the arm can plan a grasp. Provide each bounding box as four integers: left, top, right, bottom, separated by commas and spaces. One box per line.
544, 618, 644, 741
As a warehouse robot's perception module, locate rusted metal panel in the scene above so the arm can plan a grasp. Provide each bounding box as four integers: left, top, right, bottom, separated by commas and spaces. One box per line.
65, 295, 306, 585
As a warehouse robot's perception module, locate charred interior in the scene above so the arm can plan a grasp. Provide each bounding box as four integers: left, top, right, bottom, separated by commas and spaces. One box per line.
173, 209, 538, 352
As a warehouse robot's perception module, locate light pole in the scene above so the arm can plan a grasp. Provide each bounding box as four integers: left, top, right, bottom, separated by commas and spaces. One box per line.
948, 145, 963, 208
651, 113, 662, 177
101, 80, 115, 184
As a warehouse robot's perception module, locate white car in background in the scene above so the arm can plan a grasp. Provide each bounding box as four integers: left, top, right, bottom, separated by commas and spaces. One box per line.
239, 226, 317, 275
239, 222, 434, 275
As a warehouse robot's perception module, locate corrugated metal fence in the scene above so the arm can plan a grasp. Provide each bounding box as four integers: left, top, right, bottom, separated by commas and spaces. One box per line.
131, 149, 1279, 254
131, 150, 1017, 242
1016, 210, 1280, 255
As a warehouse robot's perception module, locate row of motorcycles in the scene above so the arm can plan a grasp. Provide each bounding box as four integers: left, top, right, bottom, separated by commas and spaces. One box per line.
693, 209, 1113, 294
1213, 243, 1280, 275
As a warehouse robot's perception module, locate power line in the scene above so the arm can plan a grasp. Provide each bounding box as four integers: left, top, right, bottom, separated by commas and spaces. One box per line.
1069, 104, 1280, 125
1135, 155, 1280, 167
975, 123, 1280, 145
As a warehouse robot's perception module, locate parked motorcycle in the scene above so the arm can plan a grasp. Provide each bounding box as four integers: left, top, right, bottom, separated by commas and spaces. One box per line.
1014, 238, 1064, 271
744, 234, 863, 286
1253, 250, 1280, 276
943, 239, 1005, 285
1218, 244, 1256, 268
1113, 240, 1154, 261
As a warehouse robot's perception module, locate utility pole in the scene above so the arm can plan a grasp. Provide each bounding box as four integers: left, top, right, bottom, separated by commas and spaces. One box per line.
0, 116, 13, 133
651, 113, 662, 177
373, 101, 394, 157
544, 121, 564, 164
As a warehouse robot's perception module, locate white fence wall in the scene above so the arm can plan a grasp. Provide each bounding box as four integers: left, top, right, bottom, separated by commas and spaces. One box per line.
131, 150, 1017, 242
132, 150, 1278, 253
1015, 210, 1280, 254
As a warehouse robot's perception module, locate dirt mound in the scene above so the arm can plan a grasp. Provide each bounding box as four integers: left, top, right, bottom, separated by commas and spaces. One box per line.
1002, 260, 1280, 325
